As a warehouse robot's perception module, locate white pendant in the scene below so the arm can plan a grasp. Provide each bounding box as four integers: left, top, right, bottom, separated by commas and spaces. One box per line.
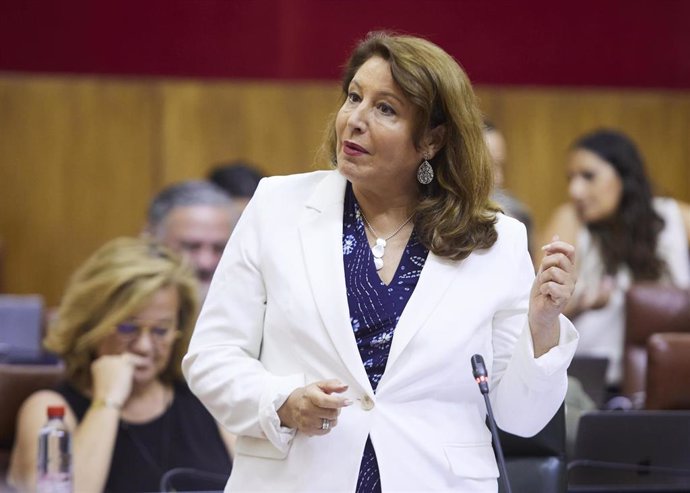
372, 238, 385, 270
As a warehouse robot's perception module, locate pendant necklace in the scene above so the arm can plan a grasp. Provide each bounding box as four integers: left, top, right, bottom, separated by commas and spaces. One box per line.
360, 210, 414, 271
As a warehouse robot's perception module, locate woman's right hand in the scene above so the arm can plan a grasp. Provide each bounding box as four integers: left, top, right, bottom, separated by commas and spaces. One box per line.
90, 353, 145, 407
277, 379, 352, 436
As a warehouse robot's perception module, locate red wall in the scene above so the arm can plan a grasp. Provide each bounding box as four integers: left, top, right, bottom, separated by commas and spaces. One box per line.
1, 0, 689, 88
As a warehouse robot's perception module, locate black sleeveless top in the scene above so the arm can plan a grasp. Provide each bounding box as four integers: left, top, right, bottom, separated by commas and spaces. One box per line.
57, 381, 232, 493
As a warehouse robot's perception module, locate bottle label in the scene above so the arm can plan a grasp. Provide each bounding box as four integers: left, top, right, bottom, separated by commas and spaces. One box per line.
37, 473, 72, 493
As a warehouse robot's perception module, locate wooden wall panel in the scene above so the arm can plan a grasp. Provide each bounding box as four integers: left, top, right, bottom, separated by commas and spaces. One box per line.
158, 81, 339, 183
0, 76, 157, 305
1, 73, 688, 306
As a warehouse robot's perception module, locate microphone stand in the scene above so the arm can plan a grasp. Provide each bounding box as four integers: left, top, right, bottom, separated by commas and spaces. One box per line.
471, 354, 512, 493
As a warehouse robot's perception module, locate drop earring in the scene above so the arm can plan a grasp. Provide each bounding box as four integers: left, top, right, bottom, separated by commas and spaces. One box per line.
417, 154, 434, 185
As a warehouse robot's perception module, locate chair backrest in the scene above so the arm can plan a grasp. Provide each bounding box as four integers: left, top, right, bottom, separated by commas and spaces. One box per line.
0, 295, 44, 357
568, 355, 609, 409
568, 410, 690, 491
0, 362, 65, 450
623, 284, 690, 398
499, 403, 566, 493
646, 333, 690, 410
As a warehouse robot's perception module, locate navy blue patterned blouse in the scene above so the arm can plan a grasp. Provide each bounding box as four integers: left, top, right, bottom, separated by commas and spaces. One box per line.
342, 183, 429, 493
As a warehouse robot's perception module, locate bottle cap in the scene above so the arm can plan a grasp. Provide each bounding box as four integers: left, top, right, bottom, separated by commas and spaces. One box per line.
47, 405, 65, 418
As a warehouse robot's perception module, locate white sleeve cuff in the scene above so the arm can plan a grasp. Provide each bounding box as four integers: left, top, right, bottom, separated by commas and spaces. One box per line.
517, 315, 579, 391
258, 373, 306, 453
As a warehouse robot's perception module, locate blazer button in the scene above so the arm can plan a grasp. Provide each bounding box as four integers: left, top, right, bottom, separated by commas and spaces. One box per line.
361, 395, 375, 411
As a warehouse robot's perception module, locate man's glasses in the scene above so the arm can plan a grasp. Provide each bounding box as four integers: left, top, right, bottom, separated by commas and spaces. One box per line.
114, 322, 178, 345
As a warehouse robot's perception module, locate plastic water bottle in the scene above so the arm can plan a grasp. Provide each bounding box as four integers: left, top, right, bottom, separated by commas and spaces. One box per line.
37, 405, 72, 493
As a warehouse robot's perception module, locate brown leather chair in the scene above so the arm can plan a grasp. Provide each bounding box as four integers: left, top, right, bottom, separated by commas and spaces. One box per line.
646, 333, 690, 410
623, 283, 690, 399
0, 362, 65, 488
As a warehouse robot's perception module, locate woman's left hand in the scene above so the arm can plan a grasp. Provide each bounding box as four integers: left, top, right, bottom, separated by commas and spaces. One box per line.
529, 235, 576, 357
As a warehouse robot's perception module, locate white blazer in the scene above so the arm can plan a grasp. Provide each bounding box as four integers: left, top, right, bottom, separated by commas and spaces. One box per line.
183, 170, 578, 492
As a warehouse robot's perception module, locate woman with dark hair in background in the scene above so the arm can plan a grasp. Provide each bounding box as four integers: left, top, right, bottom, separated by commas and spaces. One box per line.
542, 129, 690, 392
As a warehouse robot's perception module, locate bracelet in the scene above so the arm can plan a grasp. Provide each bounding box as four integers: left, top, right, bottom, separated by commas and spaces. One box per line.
92, 397, 123, 411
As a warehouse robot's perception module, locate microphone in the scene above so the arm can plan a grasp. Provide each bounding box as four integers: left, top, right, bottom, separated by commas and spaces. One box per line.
471, 354, 512, 493
471, 354, 489, 394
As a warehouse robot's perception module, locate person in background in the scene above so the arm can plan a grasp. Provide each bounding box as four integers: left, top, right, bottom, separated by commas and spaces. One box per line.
8, 237, 233, 492
483, 120, 533, 252
183, 32, 578, 492
207, 160, 264, 216
145, 180, 238, 300
541, 128, 690, 394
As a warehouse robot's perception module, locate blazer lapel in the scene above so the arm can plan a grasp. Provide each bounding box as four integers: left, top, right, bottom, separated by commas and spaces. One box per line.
298, 171, 372, 392
383, 252, 461, 374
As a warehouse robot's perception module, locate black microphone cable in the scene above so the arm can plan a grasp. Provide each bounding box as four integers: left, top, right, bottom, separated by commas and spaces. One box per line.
471, 354, 512, 493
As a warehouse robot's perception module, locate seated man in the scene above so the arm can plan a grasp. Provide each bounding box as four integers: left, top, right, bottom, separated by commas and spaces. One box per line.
145, 181, 239, 300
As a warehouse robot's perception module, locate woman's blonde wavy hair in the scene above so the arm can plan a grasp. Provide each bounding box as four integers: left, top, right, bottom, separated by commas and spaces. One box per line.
44, 237, 199, 392
321, 32, 499, 259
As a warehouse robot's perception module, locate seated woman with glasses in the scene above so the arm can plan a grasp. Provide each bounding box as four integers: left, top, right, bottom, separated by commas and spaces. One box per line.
8, 237, 233, 493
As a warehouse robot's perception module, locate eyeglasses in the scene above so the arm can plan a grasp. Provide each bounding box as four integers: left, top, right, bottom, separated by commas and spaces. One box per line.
114, 322, 178, 345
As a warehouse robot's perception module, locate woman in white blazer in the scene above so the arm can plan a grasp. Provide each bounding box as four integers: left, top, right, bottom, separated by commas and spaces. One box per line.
183, 32, 578, 492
